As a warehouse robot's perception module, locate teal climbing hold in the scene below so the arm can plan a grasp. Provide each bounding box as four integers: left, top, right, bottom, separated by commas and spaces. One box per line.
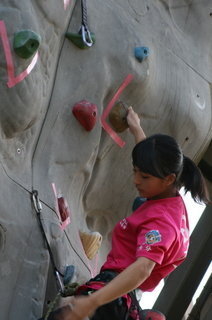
134, 46, 150, 62
13, 30, 41, 59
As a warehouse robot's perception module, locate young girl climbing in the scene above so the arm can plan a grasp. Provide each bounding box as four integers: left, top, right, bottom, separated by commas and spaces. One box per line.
46, 106, 209, 320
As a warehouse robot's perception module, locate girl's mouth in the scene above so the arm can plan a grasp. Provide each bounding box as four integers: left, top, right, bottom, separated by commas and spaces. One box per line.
137, 188, 144, 195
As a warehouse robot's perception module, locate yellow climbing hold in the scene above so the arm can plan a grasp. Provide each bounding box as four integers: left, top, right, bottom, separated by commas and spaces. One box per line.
79, 231, 102, 260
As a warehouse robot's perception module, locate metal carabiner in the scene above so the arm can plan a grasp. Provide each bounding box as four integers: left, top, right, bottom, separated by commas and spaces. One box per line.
32, 190, 42, 213
80, 24, 93, 47
55, 270, 65, 294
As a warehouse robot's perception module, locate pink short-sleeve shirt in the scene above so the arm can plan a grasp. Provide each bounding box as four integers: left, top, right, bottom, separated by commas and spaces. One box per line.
101, 195, 189, 291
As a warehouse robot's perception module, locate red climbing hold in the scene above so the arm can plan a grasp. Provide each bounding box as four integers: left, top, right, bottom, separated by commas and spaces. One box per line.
57, 197, 71, 222
72, 100, 97, 131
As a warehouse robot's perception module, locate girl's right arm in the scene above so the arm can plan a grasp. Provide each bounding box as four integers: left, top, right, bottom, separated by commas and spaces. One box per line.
60, 256, 155, 320
127, 107, 146, 143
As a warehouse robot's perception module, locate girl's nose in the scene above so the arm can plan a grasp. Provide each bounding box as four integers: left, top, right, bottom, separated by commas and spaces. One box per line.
133, 172, 141, 185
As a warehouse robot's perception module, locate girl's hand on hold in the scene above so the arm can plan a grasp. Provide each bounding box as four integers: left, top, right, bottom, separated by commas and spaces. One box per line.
127, 106, 146, 143
127, 106, 140, 132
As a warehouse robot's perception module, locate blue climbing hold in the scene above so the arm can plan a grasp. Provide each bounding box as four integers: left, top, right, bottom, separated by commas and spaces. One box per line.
63, 265, 75, 286
134, 47, 150, 63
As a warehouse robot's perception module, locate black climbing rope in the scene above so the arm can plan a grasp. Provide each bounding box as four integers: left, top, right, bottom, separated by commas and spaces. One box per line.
32, 190, 64, 293
80, 0, 93, 47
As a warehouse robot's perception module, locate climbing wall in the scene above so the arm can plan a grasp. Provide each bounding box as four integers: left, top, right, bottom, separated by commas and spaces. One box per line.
0, 1, 211, 319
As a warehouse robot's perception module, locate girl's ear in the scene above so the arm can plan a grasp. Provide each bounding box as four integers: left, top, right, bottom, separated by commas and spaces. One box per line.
165, 173, 176, 186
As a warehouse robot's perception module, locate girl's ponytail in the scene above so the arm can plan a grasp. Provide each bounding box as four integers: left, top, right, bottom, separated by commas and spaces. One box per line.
180, 155, 209, 204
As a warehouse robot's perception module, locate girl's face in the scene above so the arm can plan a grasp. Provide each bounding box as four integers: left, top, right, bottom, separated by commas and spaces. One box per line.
133, 167, 176, 200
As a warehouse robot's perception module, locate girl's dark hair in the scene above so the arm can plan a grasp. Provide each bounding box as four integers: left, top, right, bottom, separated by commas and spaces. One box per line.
132, 134, 209, 204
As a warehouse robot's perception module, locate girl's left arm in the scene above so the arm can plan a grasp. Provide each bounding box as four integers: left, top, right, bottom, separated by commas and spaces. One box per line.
127, 107, 146, 144
62, 257, 156, 320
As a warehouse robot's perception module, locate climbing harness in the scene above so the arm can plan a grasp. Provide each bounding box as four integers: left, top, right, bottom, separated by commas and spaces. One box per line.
32, 190, 64, 293
66, 0, 95, 49
75, 270, 143, 320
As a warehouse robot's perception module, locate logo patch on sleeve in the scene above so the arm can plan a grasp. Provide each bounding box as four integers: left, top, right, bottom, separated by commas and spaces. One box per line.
145, 230, 161, 244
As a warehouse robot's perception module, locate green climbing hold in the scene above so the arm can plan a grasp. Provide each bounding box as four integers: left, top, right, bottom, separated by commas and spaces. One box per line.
66, 32, 95, 49
13, 30, 41, 59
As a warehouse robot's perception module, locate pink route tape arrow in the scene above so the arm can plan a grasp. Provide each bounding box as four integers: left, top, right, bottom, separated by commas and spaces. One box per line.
101, 74, 134, 148
64, 0, 71, 10
0, 20, 39, 88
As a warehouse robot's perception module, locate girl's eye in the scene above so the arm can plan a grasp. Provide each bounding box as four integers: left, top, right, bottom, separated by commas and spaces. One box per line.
141, 175, 149, 179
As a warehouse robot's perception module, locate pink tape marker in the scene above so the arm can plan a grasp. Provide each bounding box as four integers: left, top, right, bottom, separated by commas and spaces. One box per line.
0, 20, 39, 88
64, 0, 71, 10
101, 74, 133, 148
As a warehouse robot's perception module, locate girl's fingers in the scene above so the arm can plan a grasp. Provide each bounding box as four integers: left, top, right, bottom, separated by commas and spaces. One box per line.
59, 296, 75, 308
